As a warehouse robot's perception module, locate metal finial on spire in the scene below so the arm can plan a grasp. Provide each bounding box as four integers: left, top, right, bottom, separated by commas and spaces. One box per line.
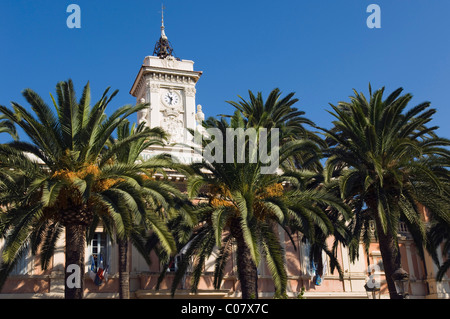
161, 4, 167, 40
153, 4, 174, 59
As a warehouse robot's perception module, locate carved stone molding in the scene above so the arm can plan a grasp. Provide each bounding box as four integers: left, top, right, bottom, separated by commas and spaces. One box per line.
185, 86, 196, 97
147, 82, 160, 93
160, 107, 185, 144
161, 56, 177, 69
146, 72, 197, 85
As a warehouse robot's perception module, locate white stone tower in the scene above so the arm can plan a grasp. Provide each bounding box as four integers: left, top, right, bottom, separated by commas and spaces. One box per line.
129, 7, 203, 163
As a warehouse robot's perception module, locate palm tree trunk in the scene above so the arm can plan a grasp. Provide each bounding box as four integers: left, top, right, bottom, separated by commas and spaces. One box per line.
230, 217, 258, 299
64, 224, 86, 299
373, 215, 402, 299
235, 236, 259, 299
118, 238, 130, 299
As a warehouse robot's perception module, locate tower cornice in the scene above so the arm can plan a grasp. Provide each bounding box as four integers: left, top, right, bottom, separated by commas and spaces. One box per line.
130, 63, 202, 97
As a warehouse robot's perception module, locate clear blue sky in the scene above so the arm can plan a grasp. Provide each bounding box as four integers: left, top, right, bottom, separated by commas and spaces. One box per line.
1, 0, 449, 143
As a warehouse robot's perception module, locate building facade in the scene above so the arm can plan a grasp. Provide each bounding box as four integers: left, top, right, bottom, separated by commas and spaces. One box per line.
0, 12, 449, 300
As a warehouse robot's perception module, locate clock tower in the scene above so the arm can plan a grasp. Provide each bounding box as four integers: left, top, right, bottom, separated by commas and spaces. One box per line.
129, 8, 204, 162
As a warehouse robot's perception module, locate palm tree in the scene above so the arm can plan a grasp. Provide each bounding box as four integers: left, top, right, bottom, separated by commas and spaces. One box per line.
94, 119, 194, 299
225, 88, 320, 141
0, 79, 153, 298
321, 85, 450, 298
0, 114, 17, 141
159, 89, 350, 299
225, 88, 325, 168
170, 167, 349, 299
426, 214, 450, 282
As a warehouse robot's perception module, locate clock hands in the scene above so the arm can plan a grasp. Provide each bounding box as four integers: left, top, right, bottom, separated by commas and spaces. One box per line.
164, 91, 180, 106
166, 92, 178, 105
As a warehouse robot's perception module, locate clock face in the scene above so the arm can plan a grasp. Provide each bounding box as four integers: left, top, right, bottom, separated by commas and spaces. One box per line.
163, 91, 180, 106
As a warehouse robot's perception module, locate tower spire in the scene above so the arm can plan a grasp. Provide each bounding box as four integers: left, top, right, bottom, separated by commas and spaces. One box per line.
153, 4, 174, 59
160, 4, 167, 40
